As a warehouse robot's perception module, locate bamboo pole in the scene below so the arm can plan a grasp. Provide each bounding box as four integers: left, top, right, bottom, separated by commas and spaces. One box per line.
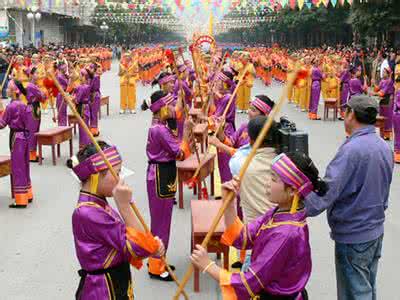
173, 64, 301, 299
49, 72, 190, 300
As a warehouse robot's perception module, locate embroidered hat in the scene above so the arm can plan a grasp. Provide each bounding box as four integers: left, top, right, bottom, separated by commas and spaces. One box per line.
271, 153, 314, 198
149, 93, 174, 113
251, 97, 273, 115
72, 145, 122, 182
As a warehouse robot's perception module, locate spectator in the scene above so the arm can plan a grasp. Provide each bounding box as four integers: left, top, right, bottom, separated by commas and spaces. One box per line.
305, 95, 394, 300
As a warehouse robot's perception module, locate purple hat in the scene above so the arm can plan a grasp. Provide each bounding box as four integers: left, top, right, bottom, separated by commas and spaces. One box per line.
271, 153, 314, 198
150, 93, 174, 113
72, 146, 122, 182
178, 64, 187, 73
159, 74, 176, 85
216, 71, 235, 87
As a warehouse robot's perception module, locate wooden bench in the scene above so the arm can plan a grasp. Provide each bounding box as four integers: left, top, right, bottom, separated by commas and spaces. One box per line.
324, 98, 338, 121
194, 123, 208, 153
191, 200, 229, 292
189, 107, 205, 122
375, 116, 386, 139
68, 114, 79, 135
99, 96, 110, 119
36, 126, 73, 166
0, 155, 13, 198
176, 153, 215, 209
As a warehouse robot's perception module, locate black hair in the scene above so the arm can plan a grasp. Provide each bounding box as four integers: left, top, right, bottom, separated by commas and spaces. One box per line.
247, 115, 278, 148
346, 106, 377, 125
253, 95, 275, 113
14, 80, 27, 96
141, 90, 167, 111
152, 72, 173, 87
286, 152, 328, 197
30, 67, 37, 75
66, 141, 111, 169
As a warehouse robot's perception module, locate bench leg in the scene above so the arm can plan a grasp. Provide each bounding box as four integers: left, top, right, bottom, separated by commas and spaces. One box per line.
107, 103, 109, 116
210, 171, 215, 196
51, 145, 56, 166
57, 144, 61, 158
178, 180, 184, 209
223, 246, 229, 269
99, 108, 102, 120
38, 144, 43, 165
198, 181, 202, 200
194, 266, 200, 293
69, 138, 73, 157
10, 174, 14, 198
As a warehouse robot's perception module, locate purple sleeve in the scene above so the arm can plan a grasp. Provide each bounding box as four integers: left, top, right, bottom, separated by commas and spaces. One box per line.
380, 80, 394, 96
57, 74, 68, 89
28, 84, 46, 101
77, 207, 153, 261
228, 232, 294, 299
395, 91, 400, 112
90, 76, 100, 92
157, 126, 181, 158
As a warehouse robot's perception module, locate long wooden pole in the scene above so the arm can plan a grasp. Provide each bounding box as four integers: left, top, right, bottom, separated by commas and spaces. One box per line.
49, 73, 190, 300
173, 64, 301, 299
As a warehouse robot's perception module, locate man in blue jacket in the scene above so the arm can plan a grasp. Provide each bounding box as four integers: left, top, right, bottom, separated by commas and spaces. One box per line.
305, 95, 394, 300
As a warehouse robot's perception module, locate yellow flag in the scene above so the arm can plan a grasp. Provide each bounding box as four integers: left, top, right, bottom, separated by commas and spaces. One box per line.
209, 13, 213, 36
298, 0, 305, 9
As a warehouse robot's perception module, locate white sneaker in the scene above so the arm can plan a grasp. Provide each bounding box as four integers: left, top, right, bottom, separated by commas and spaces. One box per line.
130, 110, 136, 114
120, 109, 125, 114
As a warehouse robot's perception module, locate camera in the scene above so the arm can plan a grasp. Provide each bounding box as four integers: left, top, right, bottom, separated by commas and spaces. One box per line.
276, 116, 309, 156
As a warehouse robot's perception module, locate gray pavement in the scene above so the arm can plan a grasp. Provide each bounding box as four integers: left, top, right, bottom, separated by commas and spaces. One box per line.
0, 61, 399, 300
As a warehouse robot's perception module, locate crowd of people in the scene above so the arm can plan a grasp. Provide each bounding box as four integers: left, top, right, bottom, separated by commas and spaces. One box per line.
0, 40, 397, 300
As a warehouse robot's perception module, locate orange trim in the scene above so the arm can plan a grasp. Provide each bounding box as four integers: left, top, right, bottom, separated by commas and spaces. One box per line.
15, 193, 29, 205
223, 136, 233, 147
180, 141, 191, 159
148, 257, 165, 275
29, 151, 37, 161
220, 269, 238, 300
208, 117, 215, 131
175, 107, 183, 121
27, 187, 33, 200
378, 91, 385, 98
126, 227, 159, 255
228, 147, 237, 157
220, 217, 244, 246
394, 152, 400, 164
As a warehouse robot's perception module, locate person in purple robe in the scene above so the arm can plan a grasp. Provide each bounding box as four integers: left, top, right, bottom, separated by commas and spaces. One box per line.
141, 90, 193, 281
69, 141, 164, 300
73, 69, 92, 149
87, 63, 102, 137
56, 63, 69, 127
308, 60, 325, 120
349, 67, 368, 100
0, 80, 32, 208
209, 95, 275, 156
339, 61, 351, 120
208, 70, 237, 183
190, 152, 328, 300
371, 67, 395, 140
23, 67, 46, 162
393, 89, 400, 163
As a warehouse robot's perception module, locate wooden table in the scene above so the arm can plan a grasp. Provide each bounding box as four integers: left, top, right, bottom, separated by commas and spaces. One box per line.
189, 107, 205, 122
36, 126, 73, 166
324, 98, 338, 121
191, 200, 229, 292
68, 114, 79, 135
194, 123, 208, 153
0, 155, 13, 198
176, 153, 215, 209
375, 116, 386, 138
99, 96, 110, 120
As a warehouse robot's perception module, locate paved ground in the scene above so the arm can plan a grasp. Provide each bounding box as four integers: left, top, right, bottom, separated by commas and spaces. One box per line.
0, 61, 399, 300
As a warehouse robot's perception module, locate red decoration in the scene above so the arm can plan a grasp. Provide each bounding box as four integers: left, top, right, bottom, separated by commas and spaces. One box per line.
165, 49, 175, 66
43, 78, 59, 97
184, 176, 198, 189
201, 187, 209, 200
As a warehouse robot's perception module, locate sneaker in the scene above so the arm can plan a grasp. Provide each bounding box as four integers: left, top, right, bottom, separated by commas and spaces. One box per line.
231, 261, 243, 269
119, 109, 125, 114
9, 203, 27, 208
130, 110, 136, 114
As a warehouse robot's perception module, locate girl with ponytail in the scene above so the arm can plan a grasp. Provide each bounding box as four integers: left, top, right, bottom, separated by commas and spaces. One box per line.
190, 151, 327, 300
